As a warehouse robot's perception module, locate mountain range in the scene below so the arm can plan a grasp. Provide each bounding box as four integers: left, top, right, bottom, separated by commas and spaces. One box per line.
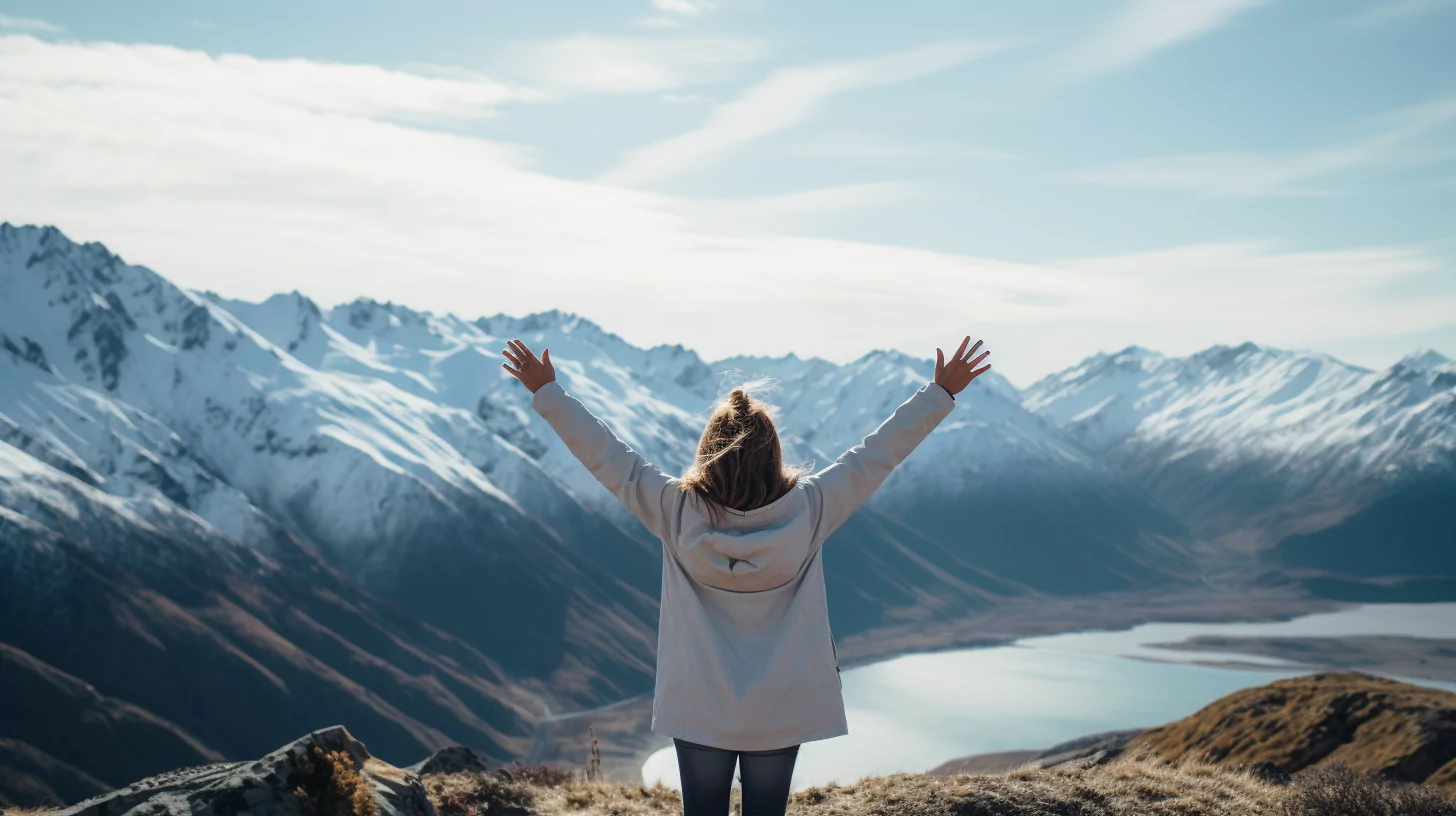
2, 222, 1453, 801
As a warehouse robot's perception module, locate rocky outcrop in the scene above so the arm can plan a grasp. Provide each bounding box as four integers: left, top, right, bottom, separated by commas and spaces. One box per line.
408, 747, 488, 778
56, 727, 435, 816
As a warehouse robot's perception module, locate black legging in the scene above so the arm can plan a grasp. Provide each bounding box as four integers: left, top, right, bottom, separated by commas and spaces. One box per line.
674, 738, 800, 816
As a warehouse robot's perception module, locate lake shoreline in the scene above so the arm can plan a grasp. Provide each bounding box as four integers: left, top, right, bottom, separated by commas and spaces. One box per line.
536, 586, 1344, 780
639, 599, 1456, 789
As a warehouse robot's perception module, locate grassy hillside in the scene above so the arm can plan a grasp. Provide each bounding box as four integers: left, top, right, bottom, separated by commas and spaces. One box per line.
1134, 672, 1456, 789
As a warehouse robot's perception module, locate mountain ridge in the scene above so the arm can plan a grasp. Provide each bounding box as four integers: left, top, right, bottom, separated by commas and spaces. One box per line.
3, 222, 1454, 802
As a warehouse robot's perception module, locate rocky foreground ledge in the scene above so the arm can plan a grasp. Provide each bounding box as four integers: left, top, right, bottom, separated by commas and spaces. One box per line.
53, 727, 432, 816
20, 672, 1456, 816
33, 736, 1456, 816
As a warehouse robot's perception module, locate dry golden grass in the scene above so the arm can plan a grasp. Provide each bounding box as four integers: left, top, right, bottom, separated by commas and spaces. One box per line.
1, 808, 56, 816
1135, 671, 1456, 789
292, 745, 379, 816
788, 750, 1287, 816
423, 749, 1456, 816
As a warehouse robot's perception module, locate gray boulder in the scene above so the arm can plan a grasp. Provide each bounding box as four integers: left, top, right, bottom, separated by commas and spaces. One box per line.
56, 727, 435, 816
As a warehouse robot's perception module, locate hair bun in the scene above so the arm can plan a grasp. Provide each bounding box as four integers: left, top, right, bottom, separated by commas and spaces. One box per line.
729, 388, 752, 412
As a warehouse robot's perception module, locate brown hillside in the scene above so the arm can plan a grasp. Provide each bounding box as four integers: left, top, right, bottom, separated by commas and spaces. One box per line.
1134, 672, 1456, 789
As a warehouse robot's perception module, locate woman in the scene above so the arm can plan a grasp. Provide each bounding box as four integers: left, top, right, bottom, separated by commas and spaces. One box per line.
502, 336, 991, 816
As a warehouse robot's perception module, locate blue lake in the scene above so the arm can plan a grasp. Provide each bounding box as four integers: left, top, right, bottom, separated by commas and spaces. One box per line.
641, 603, 1456, 790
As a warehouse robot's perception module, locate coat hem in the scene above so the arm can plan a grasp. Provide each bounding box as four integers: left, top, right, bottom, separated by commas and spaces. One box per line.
651, 720, 849, 752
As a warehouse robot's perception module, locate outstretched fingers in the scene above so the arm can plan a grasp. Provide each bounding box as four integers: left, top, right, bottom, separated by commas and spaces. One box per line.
511, 339, 540, 366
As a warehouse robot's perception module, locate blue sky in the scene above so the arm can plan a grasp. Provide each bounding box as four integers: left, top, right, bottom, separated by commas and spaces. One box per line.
0, 0, 1452, 386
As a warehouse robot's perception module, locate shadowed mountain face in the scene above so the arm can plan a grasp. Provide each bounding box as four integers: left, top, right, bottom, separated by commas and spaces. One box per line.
2, 223, 1453, 803
1266, 472, 1456, 601
1022, 343, 1456, 596
0, 461, 542, 796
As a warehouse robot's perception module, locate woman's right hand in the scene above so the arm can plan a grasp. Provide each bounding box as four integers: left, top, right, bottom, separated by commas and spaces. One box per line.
501, 339, 557, 393
935, 336, 991, 397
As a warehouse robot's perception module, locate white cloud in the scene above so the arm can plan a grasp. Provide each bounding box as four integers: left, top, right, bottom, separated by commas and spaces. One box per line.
1078, 92, 1456, 195
0, 34, 1450, 384
498, 34, 766, 96
1058, 0, 1263, 79
602, 41, 1005, 187
0, 14, 62, 33
0, 35, 530, 126
1057, 241, 1455, 342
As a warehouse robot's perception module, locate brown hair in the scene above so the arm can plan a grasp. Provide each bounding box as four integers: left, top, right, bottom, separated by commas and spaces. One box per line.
679, 383, 807, 525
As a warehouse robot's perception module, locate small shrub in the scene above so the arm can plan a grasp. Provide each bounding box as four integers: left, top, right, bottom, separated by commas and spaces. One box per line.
292, 745, 378, 816
1284, 763, 1456, 816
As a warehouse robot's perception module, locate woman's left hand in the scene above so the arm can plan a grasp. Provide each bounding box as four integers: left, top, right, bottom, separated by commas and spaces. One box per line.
502, 339, 556, 393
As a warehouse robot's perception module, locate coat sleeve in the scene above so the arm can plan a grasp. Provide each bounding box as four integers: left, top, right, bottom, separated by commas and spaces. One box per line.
807, 381, 955, 548
531, 380, 675, 538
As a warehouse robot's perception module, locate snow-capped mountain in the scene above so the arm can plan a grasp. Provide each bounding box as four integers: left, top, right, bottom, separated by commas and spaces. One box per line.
4, 222, 1453, 797
1022, 342, 1456, 588
0, 224, 662, 706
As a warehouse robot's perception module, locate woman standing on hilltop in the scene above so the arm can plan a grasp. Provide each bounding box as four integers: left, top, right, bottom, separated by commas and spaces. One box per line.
502, 336, 991, 816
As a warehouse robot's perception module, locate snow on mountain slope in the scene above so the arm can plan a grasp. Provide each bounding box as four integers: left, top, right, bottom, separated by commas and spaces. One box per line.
0, 223, 660, 704
0, 435, 547, 786
1022, 342, 1456, 544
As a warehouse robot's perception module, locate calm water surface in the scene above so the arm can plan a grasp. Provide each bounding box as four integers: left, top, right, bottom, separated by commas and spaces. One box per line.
640, 603, 1456, 790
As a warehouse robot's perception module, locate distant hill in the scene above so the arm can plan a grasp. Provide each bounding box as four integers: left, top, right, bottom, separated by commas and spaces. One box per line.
1137, 672, 1456, 790
934, 672, 1456, 793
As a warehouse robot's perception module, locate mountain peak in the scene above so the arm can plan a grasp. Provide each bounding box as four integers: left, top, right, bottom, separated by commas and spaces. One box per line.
335, 297, 432, 331
1397, 347, 1451, 372
1187, 341, 1272, 372
475, 309, 621, 344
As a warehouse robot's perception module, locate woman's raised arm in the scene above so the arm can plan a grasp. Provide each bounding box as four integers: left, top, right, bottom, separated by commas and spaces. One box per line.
503, 340, 674, 538
806, 336, 990, 548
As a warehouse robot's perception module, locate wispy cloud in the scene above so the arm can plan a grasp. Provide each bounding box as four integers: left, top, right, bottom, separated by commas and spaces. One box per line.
684, 182, 923, 233
637, 0, 717, 27
789, 133, 1017, 166
498, 34, 766, 96
1336, 0, 1456, 28
0, 14, 63, 33
602, 40, 1006, 187
1057, 0, 1262, 79
1, 34, 1449, 382
652, 0, 715, 17
1078, 92, 1456, 195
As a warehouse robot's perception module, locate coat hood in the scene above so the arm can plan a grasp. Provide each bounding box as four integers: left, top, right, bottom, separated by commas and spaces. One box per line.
676, 488, 816, 592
